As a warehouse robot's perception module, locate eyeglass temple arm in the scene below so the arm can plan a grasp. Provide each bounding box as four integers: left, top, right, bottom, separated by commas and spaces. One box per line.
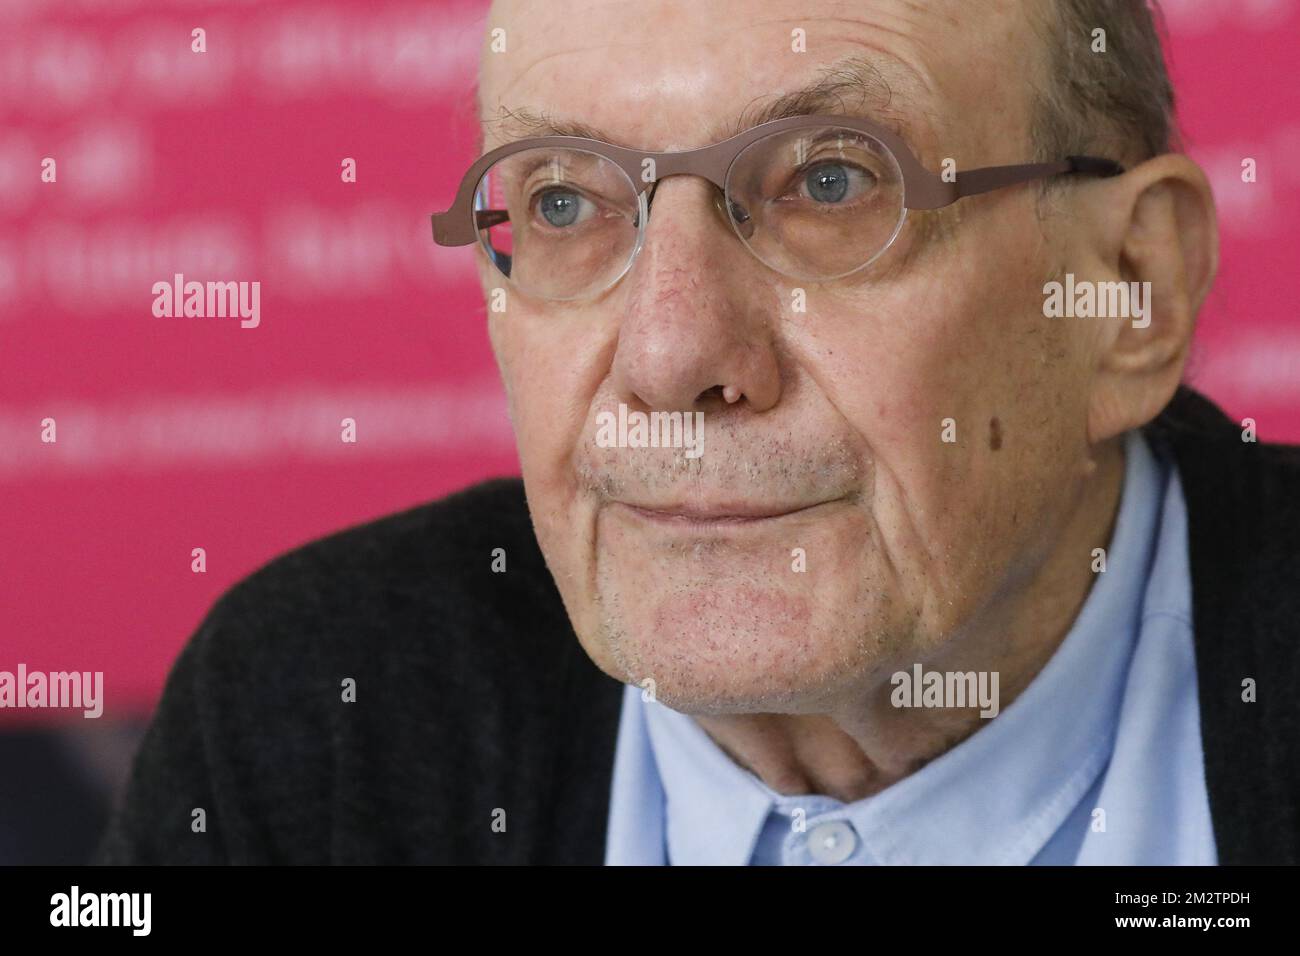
431, 209, 508, 246
434, 157, 1125, 241
954, 155, 1125, 200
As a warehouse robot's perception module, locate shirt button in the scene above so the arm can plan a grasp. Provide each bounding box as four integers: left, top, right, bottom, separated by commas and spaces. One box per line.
807, 820, 858, 865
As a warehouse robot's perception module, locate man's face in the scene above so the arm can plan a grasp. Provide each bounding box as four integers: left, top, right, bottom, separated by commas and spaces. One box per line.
479, 0, 1100, 713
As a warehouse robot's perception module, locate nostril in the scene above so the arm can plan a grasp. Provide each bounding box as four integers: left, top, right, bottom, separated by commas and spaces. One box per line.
696, 384, 746, 405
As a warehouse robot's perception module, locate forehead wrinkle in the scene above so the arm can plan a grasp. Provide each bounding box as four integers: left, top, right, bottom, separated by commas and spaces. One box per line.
743, 17, 941, 98
813, 2, 1033, 159
723, 53, 940, 157
737, 4, 997, 163
482, 56, 941, 161
487, 37, 657, 107
479, 9, 963, 160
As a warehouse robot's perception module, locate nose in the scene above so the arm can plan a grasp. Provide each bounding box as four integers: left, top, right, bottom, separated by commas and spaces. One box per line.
610, 177, 782, 415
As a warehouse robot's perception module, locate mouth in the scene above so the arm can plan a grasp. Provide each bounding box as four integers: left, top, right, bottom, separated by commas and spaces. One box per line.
613, 498, 846, 529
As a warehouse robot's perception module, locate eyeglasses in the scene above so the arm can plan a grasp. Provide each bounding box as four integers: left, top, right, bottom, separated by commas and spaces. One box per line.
431, 114, 1124, 302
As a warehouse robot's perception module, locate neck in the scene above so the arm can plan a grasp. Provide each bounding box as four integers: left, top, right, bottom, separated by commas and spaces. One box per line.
694, 436, 1129, 803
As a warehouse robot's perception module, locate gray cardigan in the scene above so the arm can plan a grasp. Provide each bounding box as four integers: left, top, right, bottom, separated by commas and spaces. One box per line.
94, 387, 1300, 865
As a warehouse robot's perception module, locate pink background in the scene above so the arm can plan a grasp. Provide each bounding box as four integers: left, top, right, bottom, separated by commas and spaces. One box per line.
3, 0, 1298, 724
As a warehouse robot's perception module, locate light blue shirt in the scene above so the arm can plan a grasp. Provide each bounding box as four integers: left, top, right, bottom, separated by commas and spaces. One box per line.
604, 429, 1216, 865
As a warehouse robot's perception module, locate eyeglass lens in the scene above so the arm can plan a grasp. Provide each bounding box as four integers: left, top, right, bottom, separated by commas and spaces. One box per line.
471, 126, 906, 301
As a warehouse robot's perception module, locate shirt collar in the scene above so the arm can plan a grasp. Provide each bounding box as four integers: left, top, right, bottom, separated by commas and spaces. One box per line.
640, 429, 1167, 865
642, 695, 774, 864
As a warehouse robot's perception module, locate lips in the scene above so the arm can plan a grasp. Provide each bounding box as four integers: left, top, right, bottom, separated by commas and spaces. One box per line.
615, 498, 842, 527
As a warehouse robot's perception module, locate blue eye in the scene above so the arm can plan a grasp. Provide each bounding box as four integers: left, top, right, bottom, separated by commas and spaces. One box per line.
802, 163, 871, 204
538, 189, 587, 227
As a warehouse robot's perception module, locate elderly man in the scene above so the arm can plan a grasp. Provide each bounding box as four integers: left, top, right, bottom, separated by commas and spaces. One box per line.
98, 0, 1299, 866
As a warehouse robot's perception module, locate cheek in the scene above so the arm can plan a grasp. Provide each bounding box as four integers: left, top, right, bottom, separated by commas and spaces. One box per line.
489, 306, 614, 640
490, 310, 594, 475
792, 278, 979, 506
785, 243, 1061, 624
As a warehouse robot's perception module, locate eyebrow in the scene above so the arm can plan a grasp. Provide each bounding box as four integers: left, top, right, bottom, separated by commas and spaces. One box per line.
726, 56, 927, 144
480, 107, 607, 148
482, 55, 935, 155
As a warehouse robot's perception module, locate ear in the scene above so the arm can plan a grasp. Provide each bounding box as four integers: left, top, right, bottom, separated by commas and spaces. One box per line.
1086, 153, 1218, 443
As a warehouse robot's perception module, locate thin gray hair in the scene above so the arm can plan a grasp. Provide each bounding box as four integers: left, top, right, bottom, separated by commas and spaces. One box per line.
1031, 0, 1180, 167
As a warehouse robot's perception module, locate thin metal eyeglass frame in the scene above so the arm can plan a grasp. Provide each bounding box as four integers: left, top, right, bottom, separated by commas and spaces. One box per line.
430, 113, 1125, 288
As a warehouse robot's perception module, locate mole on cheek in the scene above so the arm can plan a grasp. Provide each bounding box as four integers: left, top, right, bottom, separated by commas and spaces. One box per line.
989, 416, 1003, 451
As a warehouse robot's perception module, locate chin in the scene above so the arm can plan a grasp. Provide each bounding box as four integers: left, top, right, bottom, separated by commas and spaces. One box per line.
579, 494, 897, 713
593, 572, 883, 715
